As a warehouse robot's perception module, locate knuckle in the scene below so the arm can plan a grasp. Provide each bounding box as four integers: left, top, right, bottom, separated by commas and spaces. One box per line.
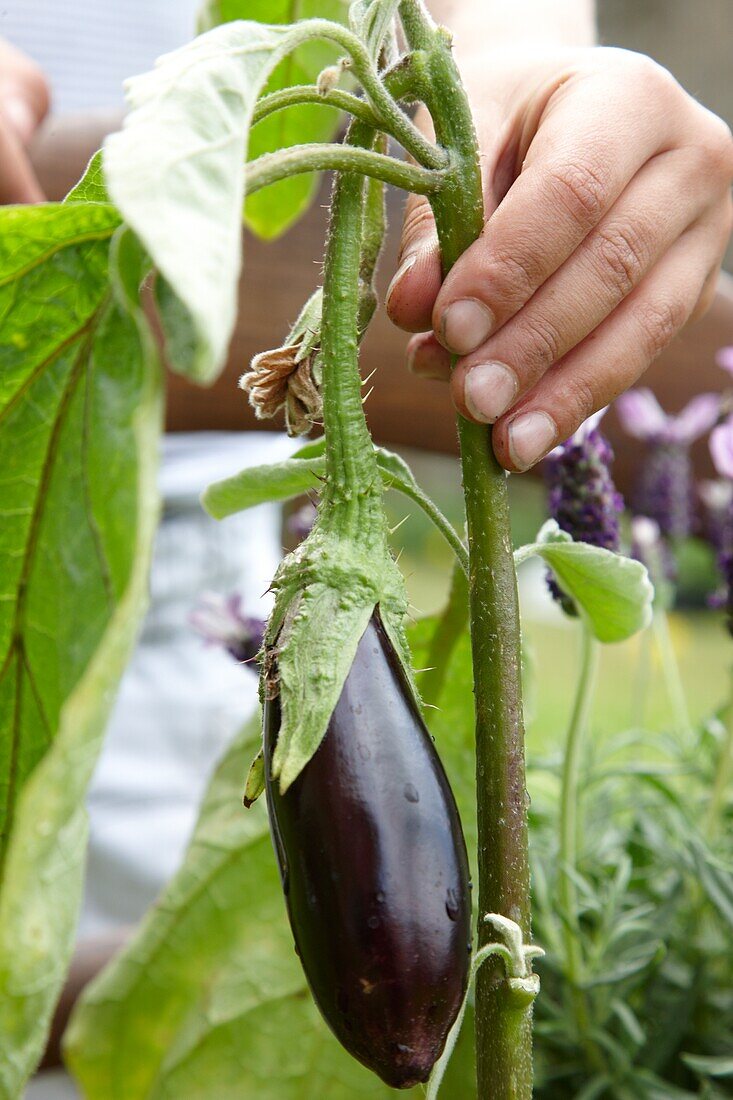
488, 245, 543, 307
638, 297, 688, 360
546, 159, 608, 228
595, 223, 650, 298
569, 374, 597, 426
400, 197, 436, 260
703, 115, 733, 181
520, 313, 563, 369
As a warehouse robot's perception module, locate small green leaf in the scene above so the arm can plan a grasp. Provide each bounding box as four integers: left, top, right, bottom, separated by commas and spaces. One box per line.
515, 520, 654, 644
65, 150, 110, 203
202, 439, 468, 570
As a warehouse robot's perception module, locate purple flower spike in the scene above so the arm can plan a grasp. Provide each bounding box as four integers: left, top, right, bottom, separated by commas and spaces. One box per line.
710, 416, 733, 480
616, 388, 722, 540
630, 514, 676, 597
715, 345, 733, 377
544, 408, 624, 614
189, 591, 266, 665
616, 388, 720, 445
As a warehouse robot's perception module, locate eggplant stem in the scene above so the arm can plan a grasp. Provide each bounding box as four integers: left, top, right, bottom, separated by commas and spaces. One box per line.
399, 3, 534, 1095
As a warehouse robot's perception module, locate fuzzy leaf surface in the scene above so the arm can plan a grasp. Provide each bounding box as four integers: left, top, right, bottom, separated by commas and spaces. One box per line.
515, 520, 654, 643
103, 18, 349, 381
0, 202, 161, 1096
199, 0, 351, 239
65, 618, 478, 1098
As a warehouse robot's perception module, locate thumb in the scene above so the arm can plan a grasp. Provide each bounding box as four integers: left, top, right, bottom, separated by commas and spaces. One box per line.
0, 39, 50, 145
385, 191, 443, 333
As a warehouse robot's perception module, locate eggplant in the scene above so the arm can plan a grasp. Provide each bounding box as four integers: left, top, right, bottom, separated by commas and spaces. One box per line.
264, 612, 471, 1089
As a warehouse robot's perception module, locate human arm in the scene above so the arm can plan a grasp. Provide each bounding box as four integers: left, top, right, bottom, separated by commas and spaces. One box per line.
0, 38, 50, 202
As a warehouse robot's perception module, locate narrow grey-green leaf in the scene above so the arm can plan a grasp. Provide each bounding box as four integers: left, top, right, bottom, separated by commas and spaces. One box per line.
0, 201, 161, 1097
514, 520, 653, 644
103, 18, 347, 382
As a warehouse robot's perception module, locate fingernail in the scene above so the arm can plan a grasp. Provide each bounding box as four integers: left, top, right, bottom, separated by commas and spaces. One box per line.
464, 362, 518, 423
385, 253, 417, 312
2, 97, 36, 143
440, 298, 494, 355
508, 411, 557, 471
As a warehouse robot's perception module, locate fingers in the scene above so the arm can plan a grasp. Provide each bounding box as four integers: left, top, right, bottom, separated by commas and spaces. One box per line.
0, 38, 50, 142
0, 121, 45, 203
488, 219, 721, 471
386, 193, 442, 333
432, 54, 690, 356
406, 331, 451, 380
449, 146, 718, 424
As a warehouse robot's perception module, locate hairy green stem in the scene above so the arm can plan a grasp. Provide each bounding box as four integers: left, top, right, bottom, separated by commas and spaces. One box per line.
421, 564, 468, 707
253, 84, 379, 129
318, 123, 383, 535
244, 142, 444, 198
400, 4, 534, 1095
558, 623, 601, 1068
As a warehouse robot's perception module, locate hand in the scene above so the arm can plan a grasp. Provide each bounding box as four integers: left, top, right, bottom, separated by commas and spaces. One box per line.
386, 47, 733, 471
0, 38, 50, 203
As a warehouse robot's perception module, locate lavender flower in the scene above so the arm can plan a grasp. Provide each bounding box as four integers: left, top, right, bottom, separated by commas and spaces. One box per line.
715, 345, 733, 377
703, 417, 733, 632
615, 388, 720, 539
287, 499, 317, 544
544, 408, 624, 613
189, 591, 266, 665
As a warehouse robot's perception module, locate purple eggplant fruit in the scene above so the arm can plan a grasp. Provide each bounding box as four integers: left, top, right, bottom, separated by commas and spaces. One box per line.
264, 611, 471, 1090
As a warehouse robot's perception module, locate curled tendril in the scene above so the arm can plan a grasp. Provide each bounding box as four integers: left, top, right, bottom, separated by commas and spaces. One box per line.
426, 915, 544, 1100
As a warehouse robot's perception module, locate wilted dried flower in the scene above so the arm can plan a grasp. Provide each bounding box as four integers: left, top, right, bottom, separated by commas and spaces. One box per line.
240, 289, 323, 437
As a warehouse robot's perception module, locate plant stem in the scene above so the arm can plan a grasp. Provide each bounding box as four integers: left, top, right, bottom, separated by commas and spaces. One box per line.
704, 661, 733, 837
652, 608, 693, 741
253, 85, 379, 129
244, 142, 444, 199
400, 5, 534, 1095
318, 123, 384, 537
558, 623, 600, 1063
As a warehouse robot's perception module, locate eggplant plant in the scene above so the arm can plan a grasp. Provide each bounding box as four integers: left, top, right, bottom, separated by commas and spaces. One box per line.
0, 2, 656, 1097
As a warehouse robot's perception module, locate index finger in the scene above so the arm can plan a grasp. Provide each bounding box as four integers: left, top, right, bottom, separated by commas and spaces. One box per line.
433, 55, 684, 356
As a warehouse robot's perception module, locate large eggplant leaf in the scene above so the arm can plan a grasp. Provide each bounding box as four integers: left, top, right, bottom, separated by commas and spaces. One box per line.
64, 619, 479, 1098
103, 18, 348, 383
199, 1, 351, 240
0, 203, 162, 1097
514, 520, 654, 644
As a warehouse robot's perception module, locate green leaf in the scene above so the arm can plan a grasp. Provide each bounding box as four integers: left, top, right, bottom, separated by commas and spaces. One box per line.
0, 202, 161, 1096
65, 616, 479, 1098
202, 439, 468, 570
515, 520, 654, 644
103, 17, 351, 381
65, 150, 110, 204
682, 1054, 733, 1079
200, 2, 351, 239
